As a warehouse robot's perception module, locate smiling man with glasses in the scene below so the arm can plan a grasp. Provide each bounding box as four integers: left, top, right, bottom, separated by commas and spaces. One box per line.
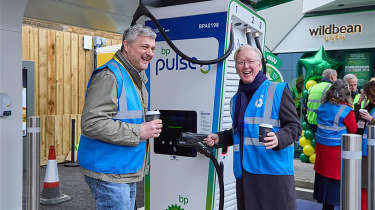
204, 45, 301, 210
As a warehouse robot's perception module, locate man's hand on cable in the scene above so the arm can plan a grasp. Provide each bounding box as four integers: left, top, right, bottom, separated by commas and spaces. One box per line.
263, 132, 279, 149
140, 119, 163, 140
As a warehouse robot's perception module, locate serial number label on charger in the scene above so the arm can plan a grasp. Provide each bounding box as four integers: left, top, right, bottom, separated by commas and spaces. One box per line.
199, 22, 220, 29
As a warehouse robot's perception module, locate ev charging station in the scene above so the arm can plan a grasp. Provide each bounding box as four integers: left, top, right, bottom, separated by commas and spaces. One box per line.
143, 0, 265, 209
96, 1, 265, 209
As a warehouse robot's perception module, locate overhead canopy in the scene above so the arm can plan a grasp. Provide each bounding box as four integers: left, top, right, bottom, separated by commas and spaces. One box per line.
252, 0, 294, 10
24, 0, 216, 33
24, 0, 299, 34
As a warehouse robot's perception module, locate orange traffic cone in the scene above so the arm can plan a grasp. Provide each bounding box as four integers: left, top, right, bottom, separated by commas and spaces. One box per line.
40, 145, 71, 205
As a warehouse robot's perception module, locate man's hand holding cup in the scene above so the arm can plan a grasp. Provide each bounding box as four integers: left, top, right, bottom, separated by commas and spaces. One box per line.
140, 111, 162, 140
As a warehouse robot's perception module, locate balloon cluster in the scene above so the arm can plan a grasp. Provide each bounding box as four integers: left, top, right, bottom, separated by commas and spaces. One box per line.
297, 46, 342, 164
299, 46, 342, 84
298, 79, 317, 164
299, 122, 316, 163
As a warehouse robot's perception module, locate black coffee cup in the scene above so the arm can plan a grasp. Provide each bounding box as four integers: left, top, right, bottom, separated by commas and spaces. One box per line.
145, 110, 160, 122
259, 123, 273, 142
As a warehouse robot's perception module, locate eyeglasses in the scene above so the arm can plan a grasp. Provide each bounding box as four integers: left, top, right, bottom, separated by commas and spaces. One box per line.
236, 60, 258, 67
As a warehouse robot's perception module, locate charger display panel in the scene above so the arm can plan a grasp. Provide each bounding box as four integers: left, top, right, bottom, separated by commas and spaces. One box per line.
154, 110, 198, 157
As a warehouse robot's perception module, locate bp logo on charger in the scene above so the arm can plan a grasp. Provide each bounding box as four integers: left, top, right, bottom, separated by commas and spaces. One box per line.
155, 47, 211, 75
200, 65, 210, 74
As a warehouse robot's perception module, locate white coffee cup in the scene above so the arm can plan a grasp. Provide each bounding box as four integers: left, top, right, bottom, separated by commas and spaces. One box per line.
145, 110, 160, 122
359, 109, 368, 114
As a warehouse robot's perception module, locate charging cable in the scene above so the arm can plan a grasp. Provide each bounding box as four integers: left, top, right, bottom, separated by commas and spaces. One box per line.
131, 1, 234, 65
179, 132, 225, 210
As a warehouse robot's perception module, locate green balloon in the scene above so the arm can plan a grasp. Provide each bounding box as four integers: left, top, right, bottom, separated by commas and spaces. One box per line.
299, 153, 309, 163
302, 121, 310, 130
302, 89, 309, 98
299, 46, 342, 83
311, 138, 316, 148
304, 129, 315, 140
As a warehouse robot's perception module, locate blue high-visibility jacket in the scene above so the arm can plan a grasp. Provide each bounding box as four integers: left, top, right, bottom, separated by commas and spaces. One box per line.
315, 102, 352, 146
78, 58, 146, 174
362, 107, 375, 156
231, 80, 294, 179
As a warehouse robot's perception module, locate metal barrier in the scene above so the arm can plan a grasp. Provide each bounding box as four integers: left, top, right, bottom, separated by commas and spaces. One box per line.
368, 125, 375, 210
26, 116, 40, 210
341, 134, 362, 210
64, 119, 79, 167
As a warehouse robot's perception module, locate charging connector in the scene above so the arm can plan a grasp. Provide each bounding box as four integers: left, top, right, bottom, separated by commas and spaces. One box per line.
178, 132, 224, 210
177, 132, 212, 157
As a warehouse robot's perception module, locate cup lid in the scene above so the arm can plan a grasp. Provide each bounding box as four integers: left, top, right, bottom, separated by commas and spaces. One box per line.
146, 110, 160, 115
259, 123, 273, 128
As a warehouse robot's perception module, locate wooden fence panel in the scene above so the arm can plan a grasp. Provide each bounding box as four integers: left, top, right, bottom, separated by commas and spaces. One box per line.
23, 23, 121, 116
55, 115, 65, 162
62, 115, 72, 158
45, 116, 55, 157
112, 39, 122, 45
106, 39, 112, 46
47, 30, 56, 115
22, 25, 30, 60
40, 116, 47, 163
71, 33, 79, 114
39, 114, 81, 165
56, 31, 64, 115
30, 27, 39, 115
38, 28, 48, 115
21, 21, 121, 165
78, 34, 86, 114
63, 31, 72, 114
85, 50, 93, 88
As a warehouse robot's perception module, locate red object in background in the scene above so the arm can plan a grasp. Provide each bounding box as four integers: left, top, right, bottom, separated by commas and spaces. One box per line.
362, 188, 367, 210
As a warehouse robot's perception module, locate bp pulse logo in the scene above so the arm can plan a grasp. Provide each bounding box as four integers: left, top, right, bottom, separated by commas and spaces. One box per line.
155, 48, 211, 75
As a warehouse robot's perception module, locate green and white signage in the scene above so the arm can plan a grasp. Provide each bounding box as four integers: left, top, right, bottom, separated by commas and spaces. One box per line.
344, 52, 371, 88
265, 51, 284, 82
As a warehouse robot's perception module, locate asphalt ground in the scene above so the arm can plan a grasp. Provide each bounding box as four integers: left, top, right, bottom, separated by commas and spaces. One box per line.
21, 159, 337, 210
22, 164, 144, 210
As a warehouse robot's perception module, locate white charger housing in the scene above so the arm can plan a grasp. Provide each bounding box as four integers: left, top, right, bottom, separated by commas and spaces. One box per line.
0, 93, 12, 117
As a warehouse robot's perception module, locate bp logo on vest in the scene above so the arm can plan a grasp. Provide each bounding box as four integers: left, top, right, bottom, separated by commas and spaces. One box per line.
255, 94, 264, 108
155, 47, 211, 75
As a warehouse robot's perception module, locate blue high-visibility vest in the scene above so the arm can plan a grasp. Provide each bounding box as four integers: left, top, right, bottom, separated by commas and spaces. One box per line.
231, 80, 294, 179
315, 102, 351, 146
362, 107, 375, 157
78, 58, 146, 174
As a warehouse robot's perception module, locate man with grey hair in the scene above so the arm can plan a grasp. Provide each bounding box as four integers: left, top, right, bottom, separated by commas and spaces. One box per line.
204, 45, 300, 210
322, 68, 338, 82
343, 73, 359, 102
78, 24, 162, 210
307, 68, 337, 126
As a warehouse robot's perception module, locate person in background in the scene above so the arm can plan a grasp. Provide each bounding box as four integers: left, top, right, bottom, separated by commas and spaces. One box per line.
306, 69, 337, 129
343, 73, 360, 104
204, 45, 301, 210
291, 76, 304, 117
354, 80, 375, 210
313, 79, 357, 210
78, 24, 162, 210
